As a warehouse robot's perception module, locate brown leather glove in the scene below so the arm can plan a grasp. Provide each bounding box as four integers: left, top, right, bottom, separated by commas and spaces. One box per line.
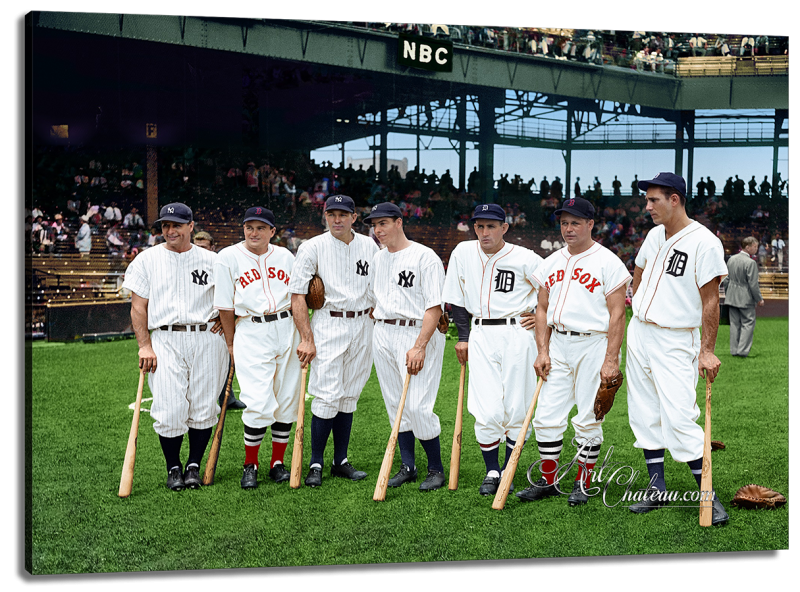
305, 274, 326, 310
437, 312, 450, 335
593, 370, 624, 421
730, 484, 787, 510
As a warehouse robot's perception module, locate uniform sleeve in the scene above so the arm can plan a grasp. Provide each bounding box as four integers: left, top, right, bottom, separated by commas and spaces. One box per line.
695, 236, 728, 288
528, 251, 546, 290
421, 250, 445, 311
213, 250, 236, 310
605, 256, 633, 296
121, 253, 149, 299
287, 240, 317, 294
441, 244, 465, 307
366, 239, 380, 308
634, 228, 657, 269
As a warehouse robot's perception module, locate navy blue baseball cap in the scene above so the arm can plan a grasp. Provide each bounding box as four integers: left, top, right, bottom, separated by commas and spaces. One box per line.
156, 202, 193, 224
554, 196, 595, 219
363, 202, 403, 221
243, 206, 276, 227
324, 194, 356, 213
637, 172, 686, 199
470, 203, 506, 222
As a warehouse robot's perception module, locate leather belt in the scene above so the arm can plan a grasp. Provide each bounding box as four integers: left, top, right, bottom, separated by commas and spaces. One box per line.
330, 309, 371, 318
379, 319, 418, 327
159, 324, 209, 332
252, 310, 293, 323
474, 318, 516, 326
554, 328, 591, 337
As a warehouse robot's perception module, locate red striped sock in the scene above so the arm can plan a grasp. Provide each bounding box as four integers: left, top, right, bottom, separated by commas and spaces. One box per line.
541, 459, 559, 485
577, 462, 597, 487
245, 444, 260, 467
271, 442, 288, 468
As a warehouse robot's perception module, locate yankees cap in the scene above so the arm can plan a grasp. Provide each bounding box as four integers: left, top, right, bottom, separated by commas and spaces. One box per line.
324, 194, 356, 213
637, 172, 686, 198
554, 196, 595, 219
470, 203, 506, 223
363, 202, 403, 221
243, 206, 276, 227
156, 202, 193, 224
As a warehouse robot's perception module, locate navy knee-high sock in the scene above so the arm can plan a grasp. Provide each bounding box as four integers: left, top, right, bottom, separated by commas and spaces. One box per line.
186, 427, 212, 468
501, 438, 516, 472
310, 414, 334, 468
331, 412, 354, 466
159, 434, 184, 472
419, 436, 444, 473
480, 440, 502, 475
687, 457, 717, 499
398, 431, 416, 469
643, 449, 667, 491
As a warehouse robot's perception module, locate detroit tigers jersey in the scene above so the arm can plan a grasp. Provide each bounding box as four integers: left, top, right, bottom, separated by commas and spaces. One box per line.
288, 230, 378, 311
213, 242, 294, 316
122, 244, 219, 328
371, 242, 445, 320
441, 240, 542, 318
632, 220, 727, 329
532, 242, 632, 333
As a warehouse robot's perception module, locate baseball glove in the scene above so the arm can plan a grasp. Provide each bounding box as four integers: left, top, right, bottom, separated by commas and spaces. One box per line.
711, 440, 726, 451
730, 484, 787, 510
306, 274, 326, 310
593, 370, 624, 421
437, 312, 450, 334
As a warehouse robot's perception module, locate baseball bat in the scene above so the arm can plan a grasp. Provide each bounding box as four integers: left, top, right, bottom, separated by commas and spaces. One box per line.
289, 366, 309, 489
699, 375, 714, 527
118, 370, 146, 498
373, 373, 412, 502
448, 364, 467, 491
202, 359, 236, 486
492, 377, 544, 510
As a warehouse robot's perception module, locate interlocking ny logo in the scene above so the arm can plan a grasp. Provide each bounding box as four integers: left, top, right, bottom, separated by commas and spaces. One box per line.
665, 249, 688, 278
398, 270, 415, 288
494, 269, 515, 293
356, 260, 369, 276
167, 207, 174, 214
482, 205, 489, 211
335, 196, 343, 202
192, 269, 209, 286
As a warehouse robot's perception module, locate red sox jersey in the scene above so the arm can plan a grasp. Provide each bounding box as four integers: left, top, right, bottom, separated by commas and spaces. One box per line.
213, 242, 294, 316
632, 220, 727, 329
442, 241, 542, 318
531, 242, 632, 333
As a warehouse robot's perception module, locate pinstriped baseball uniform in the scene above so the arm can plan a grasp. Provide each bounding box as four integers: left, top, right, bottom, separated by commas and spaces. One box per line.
122, 244, 228, 438
372, 241, 445, 441
214, 242, 302, 430
441, 240, 543, 446
287, 230, 378, 419
530, 242, 632, 445
627, 220, 727, 461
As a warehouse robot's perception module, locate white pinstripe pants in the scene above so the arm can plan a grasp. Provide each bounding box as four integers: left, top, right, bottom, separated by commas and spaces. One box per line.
148, 329, 229, 438
373, 322, 444, 441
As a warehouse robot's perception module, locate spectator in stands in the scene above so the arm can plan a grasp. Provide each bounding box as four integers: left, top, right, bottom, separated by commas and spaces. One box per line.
689, 34, 707, 56
147, 225, 165, 248
245, 162, 260, 191
760, 176, 772, 197
714, 36, 731, 57
748, 176, 758, 196
740, 36, 755, 57
732, 175, 745, 198
706, 176, 716, 199
540, 237, 553, 253
574, 177, 581, 197
104, 201, 122, 223
75, 215, 92, 255
771, 233, 786, 271
51, 213, 69, 248
123, 206, 144, 230
631, 175, 640, 198
696, 177, 706, 201
757, 241, 768, 267
755, 35, 770, 56
106, 222, 127, 256
539, 176, 550, 200
751, 205, 765, 219
665, 34, 679, 60
34, 219, 55, 254
193, 231, 215, 252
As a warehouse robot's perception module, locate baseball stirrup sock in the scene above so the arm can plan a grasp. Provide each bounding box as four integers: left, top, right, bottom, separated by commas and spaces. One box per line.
187, 427, 213, 468
271, 422, 291, 468
480, 439, 501, 474
331, 411, 354, 466
398, 431, 416, 469
244, 424, 268, 467
643, 449, 667, 491
575, 443, 601, 486
537, 440, 563, 485
310, 414, 334, 467
419, 436, 444, 473
159, 434, 184, 472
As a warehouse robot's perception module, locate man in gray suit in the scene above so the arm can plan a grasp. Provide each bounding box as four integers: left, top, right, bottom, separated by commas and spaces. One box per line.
722, 237, 764, 357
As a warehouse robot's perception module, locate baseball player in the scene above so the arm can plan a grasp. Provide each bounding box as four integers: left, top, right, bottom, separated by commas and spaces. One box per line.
364, 202, 447, 491
288, 195, 378, 487
123, 203, 229, 491
214, 207, 302, 489
626, 172, 729, 525
516, 196, 631, 506
441, 203, 543, 496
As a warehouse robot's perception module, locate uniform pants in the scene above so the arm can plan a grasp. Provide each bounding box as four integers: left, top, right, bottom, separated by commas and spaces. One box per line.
149, 329, 229, 438
625, 317, 704, 462
373, 322, 444, 441
729, 305, 757, 357
467, 320, 537, 445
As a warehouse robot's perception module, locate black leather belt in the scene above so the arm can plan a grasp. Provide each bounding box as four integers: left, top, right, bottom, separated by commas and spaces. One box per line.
159, 324, 209, 332
330, 309, 371, 318
379, 319, 418, 327
475, 318, 516, 326
252, 311, 293, 323
554, 328, 591, 337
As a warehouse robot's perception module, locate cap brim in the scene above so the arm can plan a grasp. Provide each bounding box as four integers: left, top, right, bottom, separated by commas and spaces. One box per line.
554, 207, 591, 218
638, 179, 685, 197
155, 216, 192, 224
469, 215, 505, 222
243, 216, 275, 227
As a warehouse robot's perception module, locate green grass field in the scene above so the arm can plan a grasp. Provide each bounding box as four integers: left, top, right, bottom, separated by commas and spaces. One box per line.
26, 315, 788, 575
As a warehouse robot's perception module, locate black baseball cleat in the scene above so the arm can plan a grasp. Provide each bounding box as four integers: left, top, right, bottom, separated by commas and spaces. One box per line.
304, 467, 322, 487
711, 498, 730, 526
183, 465, 202, 489
167, 467, 185, 491
241, 464, 258, 489
479, 474, 500, 496
516, 477, 560, 502
227, 396, 247, 410
388, 464, 418, 487
269, 463, 291, 483
419, 470, 446, 492
568, 481, 589, 506
629, 487, 670, 513
331, 461, 367, 481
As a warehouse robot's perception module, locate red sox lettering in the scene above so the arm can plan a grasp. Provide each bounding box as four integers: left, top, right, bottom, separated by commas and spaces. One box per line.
543, 268, 602, 293
237, 267, 291, 289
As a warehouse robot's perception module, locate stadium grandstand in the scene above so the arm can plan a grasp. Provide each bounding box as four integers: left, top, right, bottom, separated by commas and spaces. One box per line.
26, 13, 788, 340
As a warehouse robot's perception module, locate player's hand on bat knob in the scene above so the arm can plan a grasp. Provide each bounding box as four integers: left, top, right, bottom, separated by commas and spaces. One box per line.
454, 341, 468, 365
519, 311, 536, 331
406, 345, 426, 375
297, 339, 317, 366
534, 352, 551, 381
138, 345, 158, 373
698, 351, 721, 383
